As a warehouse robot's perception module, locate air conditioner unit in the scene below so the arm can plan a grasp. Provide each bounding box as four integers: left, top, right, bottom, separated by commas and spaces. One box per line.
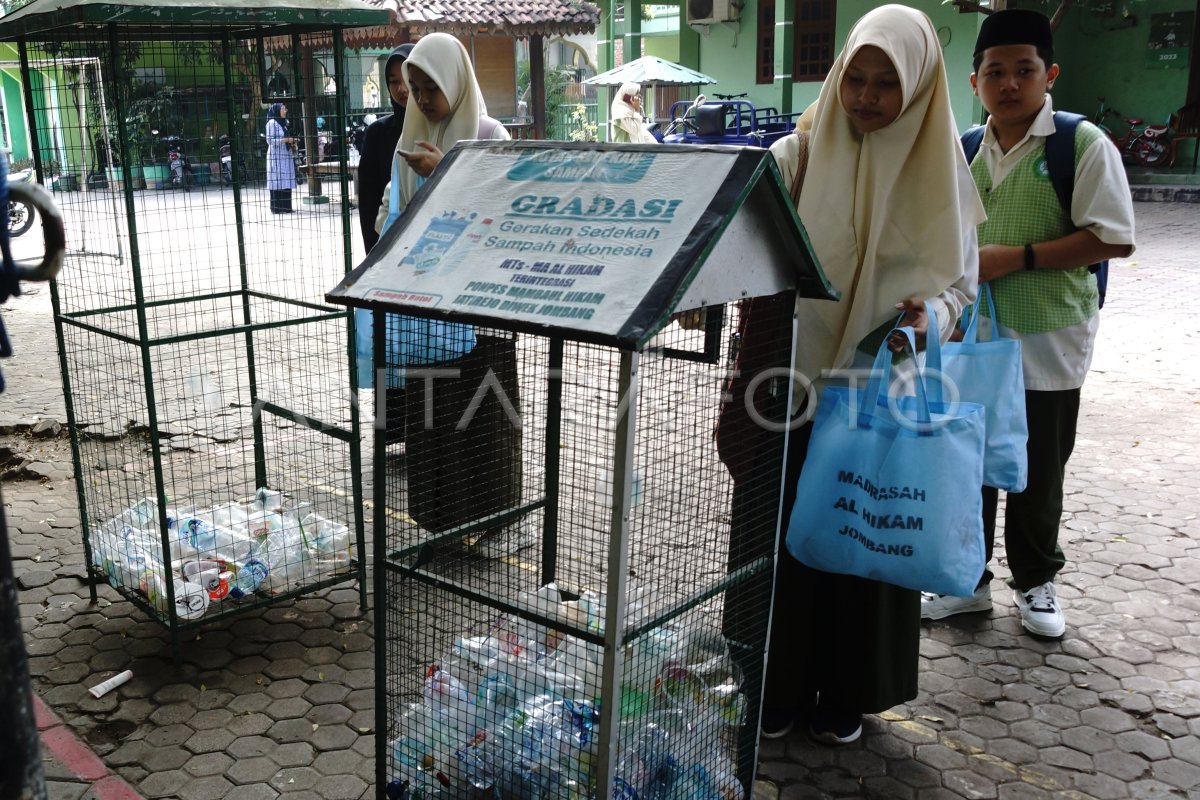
687, 0, 740, 26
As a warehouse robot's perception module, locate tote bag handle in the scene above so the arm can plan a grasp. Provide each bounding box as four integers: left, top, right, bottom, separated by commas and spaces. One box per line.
860, 322, 932, 430
958, 283, 999, 346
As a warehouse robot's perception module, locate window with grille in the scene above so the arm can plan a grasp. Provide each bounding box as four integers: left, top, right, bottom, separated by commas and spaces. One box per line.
756, 0, 836, 84
794, 0, 835, 81
756, 0, 775, 84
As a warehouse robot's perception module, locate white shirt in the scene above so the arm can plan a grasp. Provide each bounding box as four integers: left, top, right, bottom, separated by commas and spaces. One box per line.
975, 97, 1136, 391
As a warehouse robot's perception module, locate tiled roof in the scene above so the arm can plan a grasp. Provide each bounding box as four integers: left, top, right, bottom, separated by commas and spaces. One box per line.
366, 0, 600, 36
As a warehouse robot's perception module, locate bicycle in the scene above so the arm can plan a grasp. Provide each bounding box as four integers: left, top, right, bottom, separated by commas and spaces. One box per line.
1093, 96, 1171, 167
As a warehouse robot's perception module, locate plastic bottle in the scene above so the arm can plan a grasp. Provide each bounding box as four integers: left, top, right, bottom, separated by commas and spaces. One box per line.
106, 538, 155, 590
259, 529, 306, 591
303, 511, 349, 554
614, 724, 671, 800
176, 515, 253, 563
228, 558, 269, 599
666, 764, 712, 800
209, 501, 250, 536
255, 487, 284, 510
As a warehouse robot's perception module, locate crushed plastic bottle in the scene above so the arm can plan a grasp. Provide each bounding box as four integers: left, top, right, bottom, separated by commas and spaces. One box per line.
175, 515, 253, 563
228, 558, 269, 599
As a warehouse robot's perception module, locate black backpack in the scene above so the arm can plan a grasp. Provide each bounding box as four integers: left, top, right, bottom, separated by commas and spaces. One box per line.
961, 111, 1109, 309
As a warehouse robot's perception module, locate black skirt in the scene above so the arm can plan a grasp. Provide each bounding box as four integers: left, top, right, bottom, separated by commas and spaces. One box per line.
728, 419, 920, 716
403, 334, 522, 534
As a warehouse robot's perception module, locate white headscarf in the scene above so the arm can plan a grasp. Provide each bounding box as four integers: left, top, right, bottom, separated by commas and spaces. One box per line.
795, 4, 985, 381
610, 81, 643, 121
395, 33, 488, 208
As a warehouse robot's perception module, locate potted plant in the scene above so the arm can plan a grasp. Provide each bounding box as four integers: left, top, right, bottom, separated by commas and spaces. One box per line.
125, 85, 183, 189
43, 158, 81, 192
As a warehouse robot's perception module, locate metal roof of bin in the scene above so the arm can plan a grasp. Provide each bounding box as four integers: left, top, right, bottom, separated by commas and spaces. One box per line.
0, 0, 391, 40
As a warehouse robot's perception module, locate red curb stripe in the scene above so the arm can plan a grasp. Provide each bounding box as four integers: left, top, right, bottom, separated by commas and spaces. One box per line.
33, 694, 61, 731
41, 726, 109, 782
31, 695, 144, 799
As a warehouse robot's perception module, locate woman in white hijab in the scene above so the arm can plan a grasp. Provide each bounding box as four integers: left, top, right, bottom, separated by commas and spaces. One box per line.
610, 81, 656, 144
728, 4, 985, 745
370, 33, 527, 559
374, 32, 510, 232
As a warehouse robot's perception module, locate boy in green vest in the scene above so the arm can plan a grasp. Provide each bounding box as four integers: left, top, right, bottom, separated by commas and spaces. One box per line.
921, 9, 1135, 637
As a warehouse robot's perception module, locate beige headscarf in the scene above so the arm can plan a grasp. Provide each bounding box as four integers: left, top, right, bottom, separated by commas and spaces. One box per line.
611, 82, 655, 144
395, 33, 489, 209
795, 4, 985, 382
794, 100, 818, 134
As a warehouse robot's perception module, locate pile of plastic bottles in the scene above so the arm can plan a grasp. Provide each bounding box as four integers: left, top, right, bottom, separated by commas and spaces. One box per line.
385, 584, 745, 800
90, 488, 352, 620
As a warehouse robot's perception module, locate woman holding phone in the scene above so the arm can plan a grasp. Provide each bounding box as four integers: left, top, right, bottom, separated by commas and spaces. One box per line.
372, 33, 529, 559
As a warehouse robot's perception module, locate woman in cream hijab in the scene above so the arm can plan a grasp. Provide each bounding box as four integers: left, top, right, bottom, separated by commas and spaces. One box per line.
610, 81, 657, 144
750, 5, 985, 743
370, 33, 526, 559
374, 32, 510, 232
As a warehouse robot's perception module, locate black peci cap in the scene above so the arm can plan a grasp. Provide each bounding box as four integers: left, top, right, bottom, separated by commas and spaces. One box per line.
974, 9, 1054, 56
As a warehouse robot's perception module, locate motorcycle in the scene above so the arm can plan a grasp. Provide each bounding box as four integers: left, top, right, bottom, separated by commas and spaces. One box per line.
3, 174, 65, 281
165, 135, 193, 190
6, 164, 35, 238
218, 134, 246, 186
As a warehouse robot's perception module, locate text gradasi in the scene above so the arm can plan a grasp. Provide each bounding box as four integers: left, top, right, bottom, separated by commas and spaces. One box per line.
510, 195, 684, 220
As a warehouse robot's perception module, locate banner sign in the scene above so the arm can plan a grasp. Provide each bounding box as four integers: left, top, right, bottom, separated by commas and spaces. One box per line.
1146, 12, 1193, 69
331, 143, 744, 343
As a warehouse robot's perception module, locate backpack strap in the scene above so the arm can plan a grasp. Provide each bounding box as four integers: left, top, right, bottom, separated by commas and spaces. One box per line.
960, 124, 986, 164
1045, 110, 1108, 307
1045, 110, 1085, 213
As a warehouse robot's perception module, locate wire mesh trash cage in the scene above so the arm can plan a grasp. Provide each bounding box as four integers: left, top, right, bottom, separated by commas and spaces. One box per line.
328, 141, 835, 798
0, 0, 389, 658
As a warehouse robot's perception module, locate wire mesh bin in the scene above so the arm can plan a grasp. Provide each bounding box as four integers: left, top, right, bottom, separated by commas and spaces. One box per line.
329, 141, 835, 798
0, 0, 389, 658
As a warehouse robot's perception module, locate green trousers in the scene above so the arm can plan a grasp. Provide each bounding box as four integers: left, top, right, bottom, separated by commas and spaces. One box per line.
982, 388, 1080, 591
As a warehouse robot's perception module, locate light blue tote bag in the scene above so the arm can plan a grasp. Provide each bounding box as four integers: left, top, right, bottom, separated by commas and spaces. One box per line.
354, 162, 476, 388
925, 284, 1028, 492
786, 314, 987, 598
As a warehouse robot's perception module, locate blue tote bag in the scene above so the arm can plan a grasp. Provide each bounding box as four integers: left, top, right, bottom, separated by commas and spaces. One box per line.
926, 284, 1028, 492
354, 161, 476, 388
785, 317, 987, 598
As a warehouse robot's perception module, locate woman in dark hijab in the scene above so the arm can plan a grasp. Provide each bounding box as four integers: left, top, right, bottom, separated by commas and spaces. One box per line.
357, 43, 413, 250
265, 102, 297, 213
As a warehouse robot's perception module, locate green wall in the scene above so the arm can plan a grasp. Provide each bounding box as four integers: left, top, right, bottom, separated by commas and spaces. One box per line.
690, 0, 985, 130
1053, 0, 1194, 127
1, 43, 30, 161
609, 0, 1199, 137
2, 70, 30, 161
643, 34, 680, 61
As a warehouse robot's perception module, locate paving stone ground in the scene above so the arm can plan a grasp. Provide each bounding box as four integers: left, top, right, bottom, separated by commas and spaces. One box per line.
2, 200, 1197, 799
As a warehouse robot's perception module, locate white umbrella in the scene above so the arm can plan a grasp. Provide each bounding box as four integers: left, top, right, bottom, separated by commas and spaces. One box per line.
585, 56, 717, 128
583, 55, 717, 87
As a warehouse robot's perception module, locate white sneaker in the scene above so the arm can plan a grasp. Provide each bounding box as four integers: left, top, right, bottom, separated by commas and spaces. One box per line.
1013, 581, 1066, 638
921, 584, 992, 620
